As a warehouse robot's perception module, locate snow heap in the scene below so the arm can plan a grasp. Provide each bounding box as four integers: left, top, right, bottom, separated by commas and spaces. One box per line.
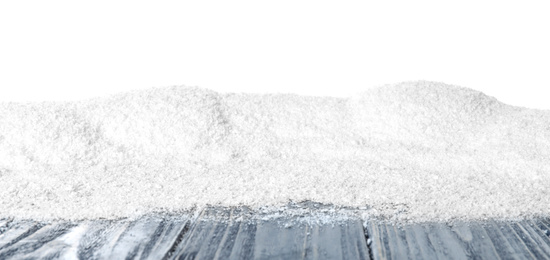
1, 81, 549, 222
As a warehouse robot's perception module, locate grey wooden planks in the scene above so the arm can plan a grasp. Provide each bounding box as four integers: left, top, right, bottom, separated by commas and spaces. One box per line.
0, 212, 370, 260
367, 219, 550, 260
0, 220, 75, 259
168, 208, 370, 260
2, 213, 550, 259
0, 216, 191, 260
78, 215, 190, 259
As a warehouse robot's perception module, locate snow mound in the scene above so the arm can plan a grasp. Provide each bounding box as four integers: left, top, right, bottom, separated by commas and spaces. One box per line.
1, 81, 549, 222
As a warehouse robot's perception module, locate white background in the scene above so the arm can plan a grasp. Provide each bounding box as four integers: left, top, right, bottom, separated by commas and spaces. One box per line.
1, 1, 548, 109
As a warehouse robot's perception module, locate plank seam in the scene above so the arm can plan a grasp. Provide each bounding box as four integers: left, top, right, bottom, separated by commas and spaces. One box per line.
363, 221, 374, 260
162, 220, 190, 260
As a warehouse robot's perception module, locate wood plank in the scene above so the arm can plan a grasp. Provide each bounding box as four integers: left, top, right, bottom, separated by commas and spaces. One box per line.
170, 210, 370, 260
225, 221, 257, 259
482, 221, 527, 260
532, 220, 550, 238
368, 220, 550, 260
337, 220, 370, 260
214, 220, 252, 259
453, 222, 500, 259
386, 224, 411, 259
0, 216, 191, 260
542, 219, 550, 230
304, 220, 370, 259
497, 221, 540, 259
77, 215, 190, 260
99, 216, 185, 259
366, 221, 390, 259
0, 221, 43, 252
400, 224, 425, 259
425, 222, 469, 259
407, 224, 439, 259
143, 216, 190, 260
0, 221, 76, 259
252, 219, 369, 260
172, 215, 231, 259
308, 224, 345, 259
508, 222, 550, 259
2, 211, 549, 259
252, 220, 309, 259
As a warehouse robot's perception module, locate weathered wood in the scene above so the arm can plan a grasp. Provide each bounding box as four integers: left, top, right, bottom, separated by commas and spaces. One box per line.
367, 219, 550, 260
2, 211, 550, 259
77, 215, 190, 260
0, 216, 190, 260
0, 211, 370, 259
482, 221, 531, 259
304, 221, 370, 260
169, 209, 370, 260
0, 220, 76, 259
171, 210, 231, 259
253, 220, 308, 259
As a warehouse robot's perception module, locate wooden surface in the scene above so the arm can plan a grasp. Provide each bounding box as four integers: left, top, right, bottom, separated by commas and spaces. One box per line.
1, 209, 550, 259
367, 219, 550, 260
0, 209, 370, 260
169, 209, 369, 260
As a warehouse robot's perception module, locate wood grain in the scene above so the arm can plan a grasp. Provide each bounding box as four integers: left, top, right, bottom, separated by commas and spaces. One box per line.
367, 220, 550, 260
2, 210, 550, 259
0, 210, 370, 260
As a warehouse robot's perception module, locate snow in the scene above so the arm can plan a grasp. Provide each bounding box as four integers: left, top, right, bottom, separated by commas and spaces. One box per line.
1, 81, 549, 222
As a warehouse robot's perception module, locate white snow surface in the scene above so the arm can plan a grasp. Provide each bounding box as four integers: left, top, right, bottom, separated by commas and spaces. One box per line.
1, 81, 549, 222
